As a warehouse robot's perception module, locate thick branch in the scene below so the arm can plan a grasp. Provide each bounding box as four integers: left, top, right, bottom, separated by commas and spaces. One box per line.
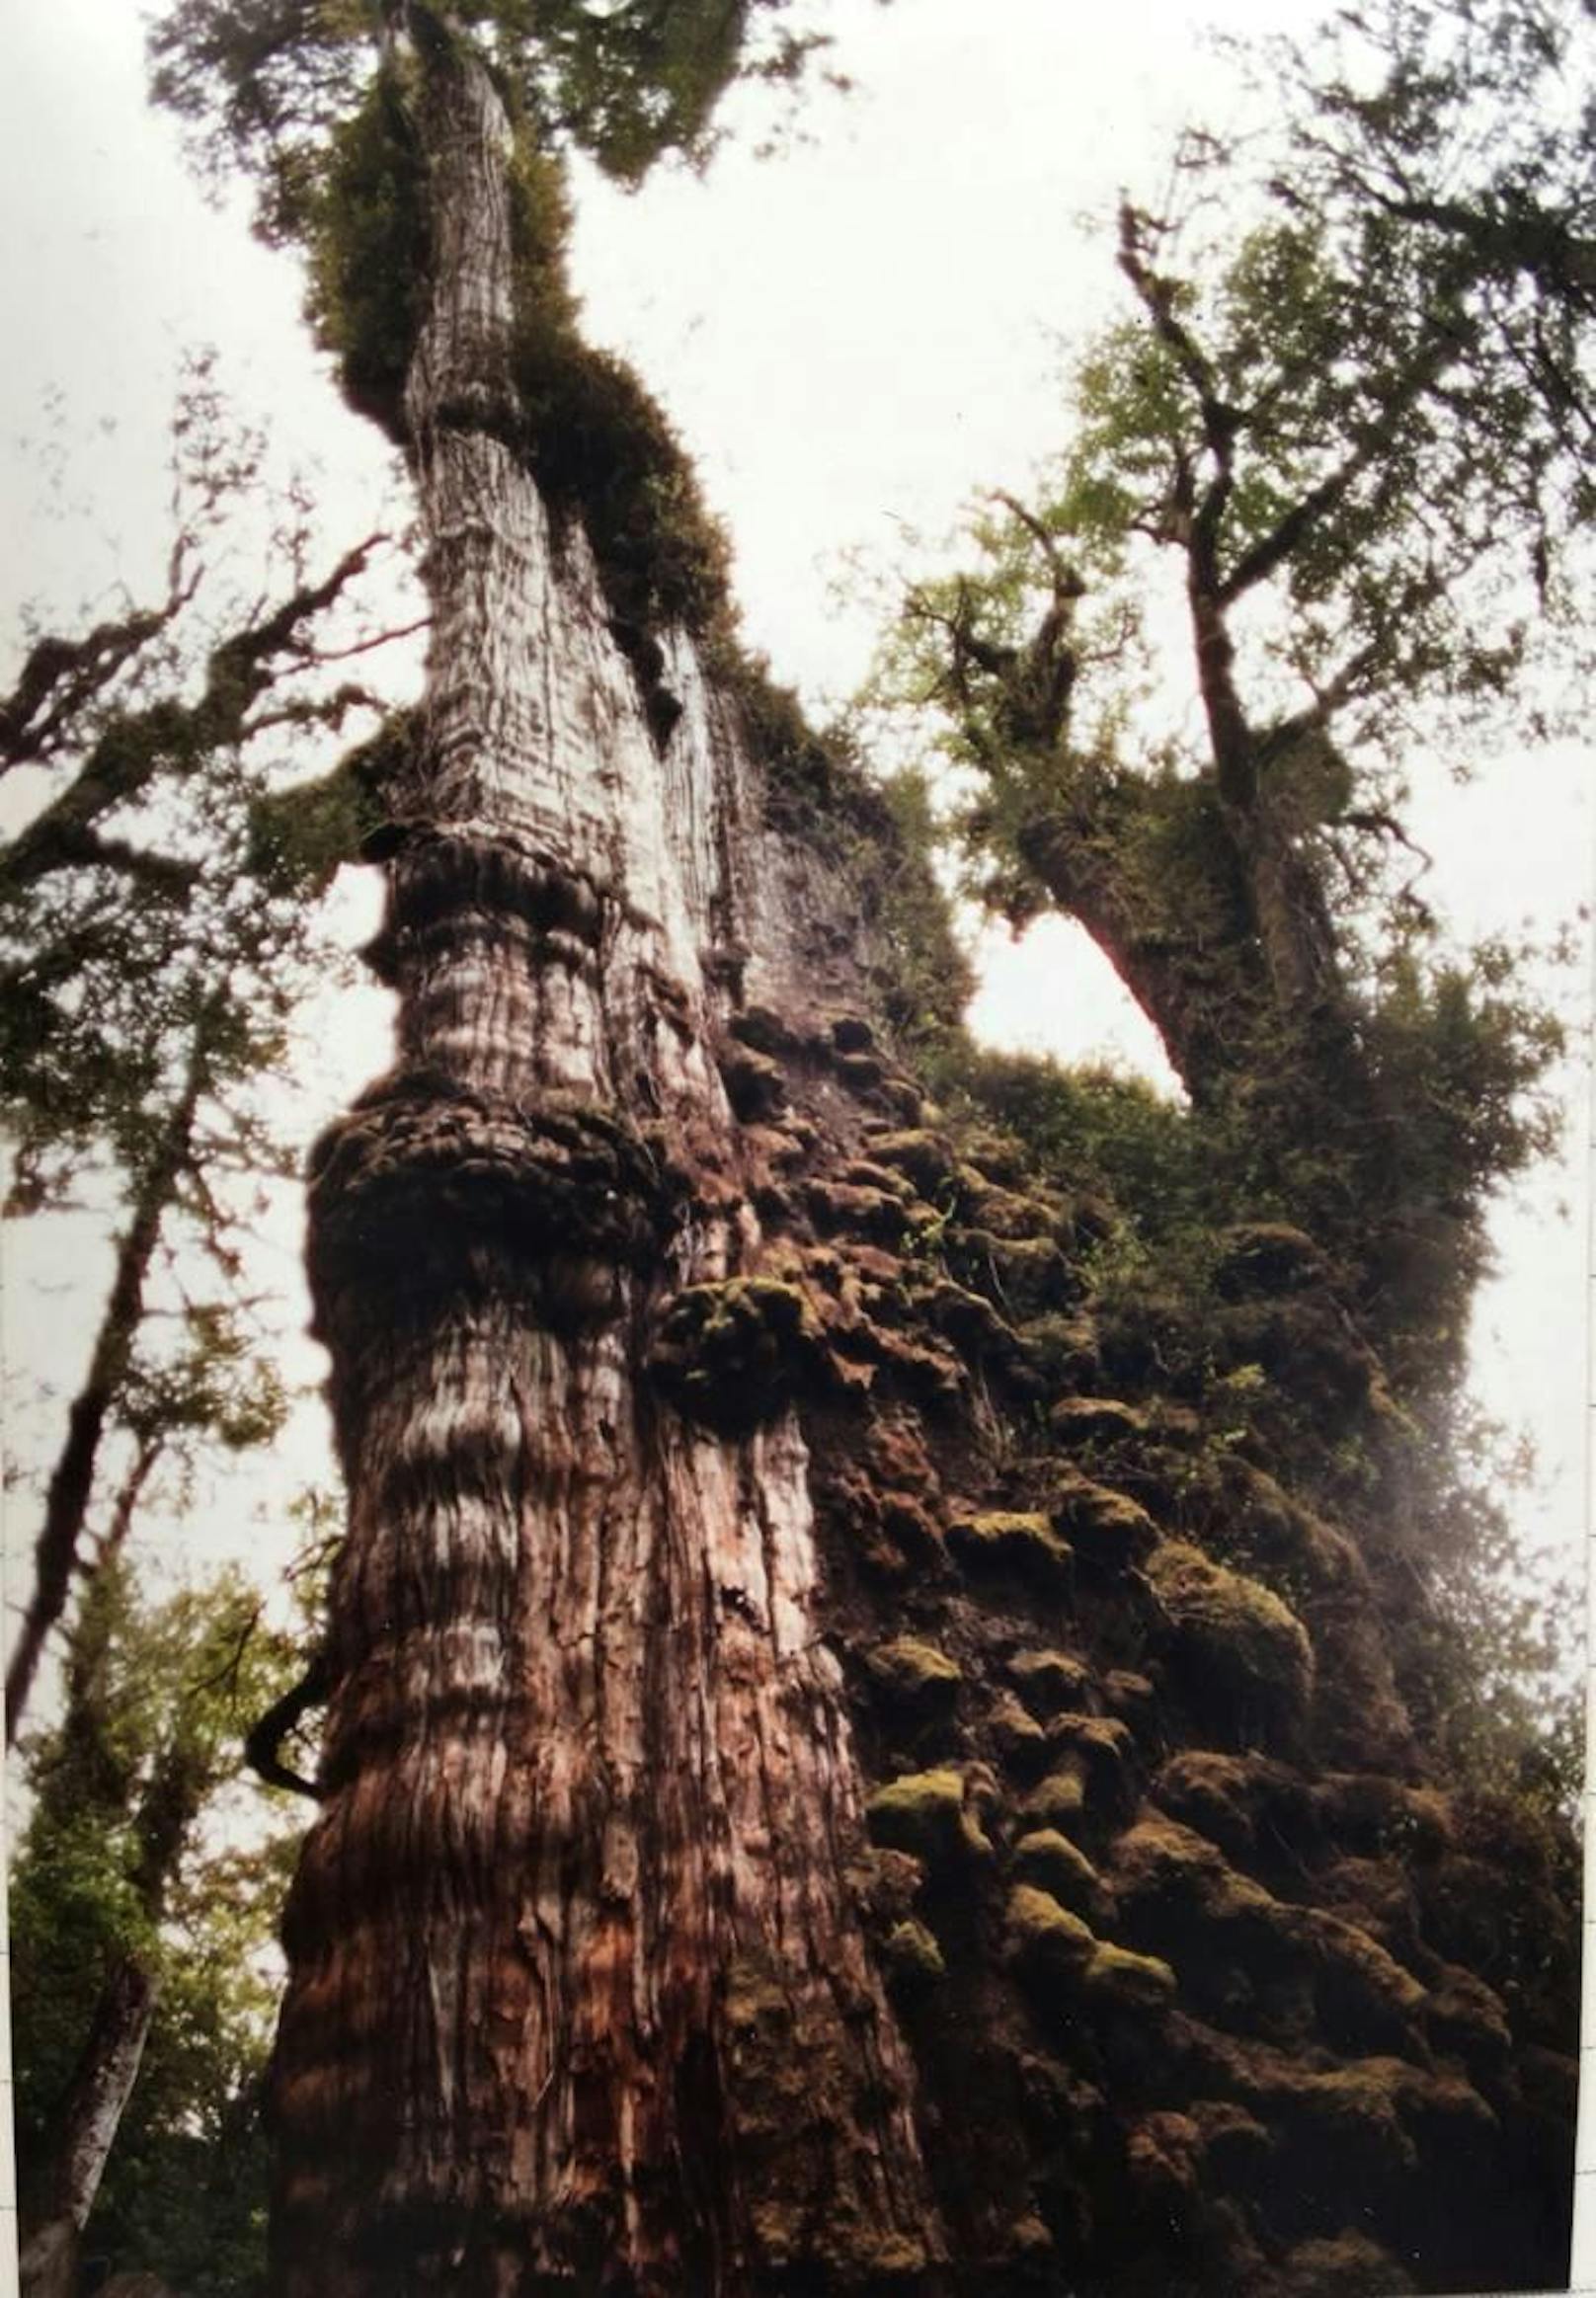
1219, 327, 1461, 605
244, 1654, 330, 1802
0, 536, 382, 901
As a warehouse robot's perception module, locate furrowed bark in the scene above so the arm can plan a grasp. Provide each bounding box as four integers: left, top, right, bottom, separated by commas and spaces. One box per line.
274, 19, 935, 2293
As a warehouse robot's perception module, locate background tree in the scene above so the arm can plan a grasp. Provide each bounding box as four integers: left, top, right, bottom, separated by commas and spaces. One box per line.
0, 368, 415, 1737
12, 1555, 303, 2297
879, 0, 1591, 1389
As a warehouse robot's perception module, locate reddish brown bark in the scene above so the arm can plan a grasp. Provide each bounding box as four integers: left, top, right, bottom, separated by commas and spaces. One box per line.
273, 18, 935, 2291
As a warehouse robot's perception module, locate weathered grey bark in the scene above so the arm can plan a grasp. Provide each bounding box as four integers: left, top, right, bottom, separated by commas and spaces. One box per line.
274, 16, 935, 2291
18, 1957, 157, 2298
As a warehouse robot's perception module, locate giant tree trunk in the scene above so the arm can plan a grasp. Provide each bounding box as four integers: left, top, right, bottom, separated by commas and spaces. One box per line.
273, 20, 934, 2293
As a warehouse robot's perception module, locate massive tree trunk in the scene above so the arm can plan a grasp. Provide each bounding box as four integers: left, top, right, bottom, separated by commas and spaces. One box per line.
273, 19, 934, 2292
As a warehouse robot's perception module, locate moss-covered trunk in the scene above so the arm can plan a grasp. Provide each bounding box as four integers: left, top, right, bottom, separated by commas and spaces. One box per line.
272, 16, 933, 2293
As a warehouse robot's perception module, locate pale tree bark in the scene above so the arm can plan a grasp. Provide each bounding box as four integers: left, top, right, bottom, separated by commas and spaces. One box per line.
274, 15, 936, 2292
18, 1958, 157, 2298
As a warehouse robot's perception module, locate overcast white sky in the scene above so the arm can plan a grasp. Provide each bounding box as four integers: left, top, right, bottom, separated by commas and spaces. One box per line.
0, 3, 1587, 1645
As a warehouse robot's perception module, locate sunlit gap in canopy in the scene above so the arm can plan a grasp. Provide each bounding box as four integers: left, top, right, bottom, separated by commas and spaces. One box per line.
965, 911, 1184, 1098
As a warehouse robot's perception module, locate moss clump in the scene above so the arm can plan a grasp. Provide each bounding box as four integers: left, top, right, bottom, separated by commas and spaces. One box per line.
1050, 1475, 1158, 1572
1148, 1541, 1314, 1748
1082, 1941, 1177, 2011
868, 1129, 959, 1197
1015, 1311, 1102, 1388
1214, 1222, 1332, 1300
947, 1512, 1074, 1593
804, 1178, 915, 1247
1315, 1774, 1453, 1859
1109, 1815, 1283, 1950
1012, 1830, 1106, 1923
1302, 1909, 1428, 2052
1021, 1762, 1089, 1834
946, 1229, 1077, 1318
1047, 1395, 1150, 1446
1008, 1649, 1090, 1718
954, 1171, 1062, 1242
306, 72, 432, 432
1101, 1670, 1159, 1738
865, 1639, 962, 1727
1154, 1750, 1316, 1862
719, 1044, 787, 1122
649, 1278, 826, 1430
1046, 1715, 1137, 1819
881, 1919, 946, 1997
513, 310, 732, 642
1004, 1885, 1097, 1980
866, 1770, 992, 1868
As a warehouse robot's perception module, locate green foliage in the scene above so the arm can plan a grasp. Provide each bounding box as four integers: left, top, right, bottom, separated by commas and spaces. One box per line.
870, 0, 1587, 1389
151, 0, 834, 227
518, 332, 736, 638
854, 768, 976, 1050
303, 72, 429, 427
12, 1558, 303, 2293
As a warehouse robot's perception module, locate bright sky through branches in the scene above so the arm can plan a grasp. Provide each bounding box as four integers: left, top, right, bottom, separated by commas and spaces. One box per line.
0, 0, 1586, 1677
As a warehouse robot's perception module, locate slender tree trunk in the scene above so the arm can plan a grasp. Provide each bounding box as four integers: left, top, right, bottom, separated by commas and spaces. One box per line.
18, 1957, 157, 2298
6, 1028, 208, 1746
273, 20, 934, 2293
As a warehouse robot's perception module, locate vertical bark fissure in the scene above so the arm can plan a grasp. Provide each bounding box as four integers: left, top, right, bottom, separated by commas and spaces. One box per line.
275, 21, 934, 2293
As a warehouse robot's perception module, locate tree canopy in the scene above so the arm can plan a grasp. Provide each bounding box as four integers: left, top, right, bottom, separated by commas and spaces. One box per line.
149, 0, 835, 234
875, 0, 1590, 1386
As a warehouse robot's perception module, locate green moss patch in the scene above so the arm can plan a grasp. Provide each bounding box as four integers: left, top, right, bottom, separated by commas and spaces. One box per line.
1012, 1830, 1107, 1923
947, 1229, 1078, 1318
881, 1919, 946, 1997
866, 1770, 992, 1868
719, 1044, 788, 1122
989, 1691, 1050, 1777
1007, 1648, 1090, 1719
947, 1512, 1074, 1593
1214, 1222, 1334, 1299
1021, 1761, 1090, 1834
864, 1638, 962, 1727
1148, 1541, 1314, 1748
868, 1128, 959, 1197
1082, 1941, 1177, 2011
1047, 1395, 1151, 1447
1004, 1884, 1098, 1979
1049, 1473, 1159, 1572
